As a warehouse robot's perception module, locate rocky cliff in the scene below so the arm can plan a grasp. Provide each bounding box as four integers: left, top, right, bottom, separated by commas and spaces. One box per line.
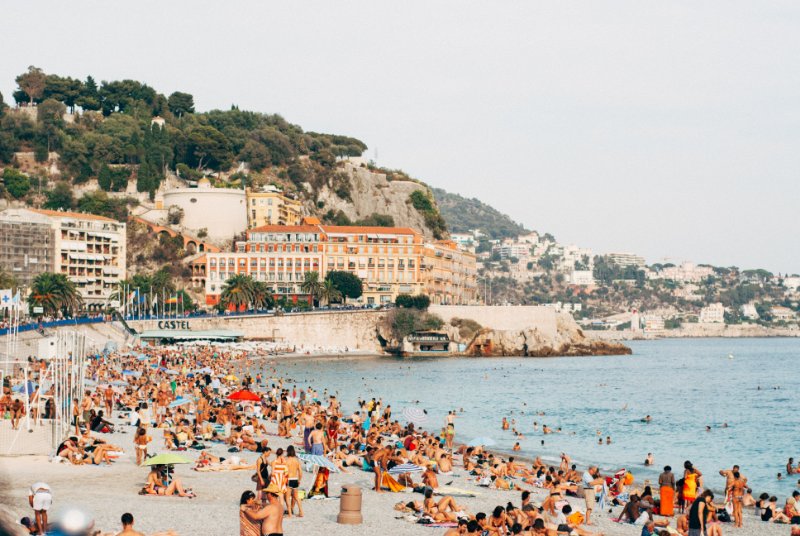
312, 159, 443, 239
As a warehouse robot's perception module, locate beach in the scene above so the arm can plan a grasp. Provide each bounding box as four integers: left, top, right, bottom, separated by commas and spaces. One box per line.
0, 416, 793, 536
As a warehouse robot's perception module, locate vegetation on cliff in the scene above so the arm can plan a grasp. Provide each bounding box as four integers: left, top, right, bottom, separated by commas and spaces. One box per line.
432, 187, 528, 239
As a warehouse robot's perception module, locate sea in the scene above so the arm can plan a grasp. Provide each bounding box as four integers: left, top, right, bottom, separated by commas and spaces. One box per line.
254, 337, 800, 497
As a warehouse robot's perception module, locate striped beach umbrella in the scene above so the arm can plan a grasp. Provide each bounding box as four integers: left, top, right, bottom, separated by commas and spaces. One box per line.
388, 463, 424, 475
401, 407, 428, 426
298, 453, 339, 472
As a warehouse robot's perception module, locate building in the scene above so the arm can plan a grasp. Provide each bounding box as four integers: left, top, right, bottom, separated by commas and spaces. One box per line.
607, 252, 646, 268
642, 315, 665, 332
246, 185, 303, 228
651, 262, 714, 283
0, 209, 54, 288
570, 270, 595, 286
158, 181, 247, 242
741, 303, 759, 320
204, 218, 422, 306
30, 209, 126, 310
421, 240, 478, 305
699, 302, 725, 323
492, 241, 530, 260
202, 217, 477, 307
450, 233, 476, 252
770, 306, 796, 322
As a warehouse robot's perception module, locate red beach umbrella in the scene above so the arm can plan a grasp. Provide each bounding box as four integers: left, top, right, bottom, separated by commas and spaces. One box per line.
228, 390, 261, 402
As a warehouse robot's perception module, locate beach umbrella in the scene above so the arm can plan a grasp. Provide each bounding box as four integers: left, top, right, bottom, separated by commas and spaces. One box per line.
169, 397, 194, 408
225, 374, 239, 382
163, 369, 179, 376
298, 453, 339, 473
121, 370, 139, 376
401, 407, 429, 426
388, 463, 424, 475
143, 453, 192, 466
111, 380, 128, 387
228, 390, 261, 402
468, 436, 496, 447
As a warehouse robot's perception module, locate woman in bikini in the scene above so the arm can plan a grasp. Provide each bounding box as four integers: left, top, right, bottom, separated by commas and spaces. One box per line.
134, 427, 151, 466
144, 466, 195, 497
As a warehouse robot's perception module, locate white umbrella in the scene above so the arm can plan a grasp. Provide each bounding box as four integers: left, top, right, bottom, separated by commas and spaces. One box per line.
298, 453, 339, 473
402, 407, 429, 426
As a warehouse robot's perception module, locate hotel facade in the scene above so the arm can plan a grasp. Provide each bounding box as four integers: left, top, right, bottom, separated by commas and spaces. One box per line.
201, 217, 477, 306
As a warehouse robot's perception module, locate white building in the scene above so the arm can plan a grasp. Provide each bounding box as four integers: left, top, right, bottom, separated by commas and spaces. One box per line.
570, 270, 595, 286
699, 302, 725, 323
450, 233, 476, 252
607, 252, 646, 268
642, 315, 665, 332
741, 303, 759, 320
782, 276, 800, 292
31, 209, 126, 310
159, 180, 247, 242
517, 232, 540, 245
652, 262, 714, 283
492, 242, 530, 260
771, 306, 796, 322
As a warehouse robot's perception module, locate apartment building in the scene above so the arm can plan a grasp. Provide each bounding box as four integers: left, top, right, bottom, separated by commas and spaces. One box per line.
699, 302, 725, 323
246, 185, 303, 228
607, 252, 647, 268
0, 209, 128, 310
0, 209, 54, 288
203, 217, 478, 307
421, 240, 478, 305
204, 218, 426, 306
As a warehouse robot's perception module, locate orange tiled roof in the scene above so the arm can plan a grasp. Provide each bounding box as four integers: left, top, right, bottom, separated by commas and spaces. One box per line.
247, 224, 322, 233
321, 225, 419, 235
31, 208, 119, 222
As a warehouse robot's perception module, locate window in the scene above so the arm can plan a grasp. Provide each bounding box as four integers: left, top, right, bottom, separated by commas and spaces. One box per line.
190, 198, 197, 203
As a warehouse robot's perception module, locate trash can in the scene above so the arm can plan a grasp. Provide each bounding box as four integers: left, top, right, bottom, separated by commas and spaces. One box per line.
337, 486, 363, 524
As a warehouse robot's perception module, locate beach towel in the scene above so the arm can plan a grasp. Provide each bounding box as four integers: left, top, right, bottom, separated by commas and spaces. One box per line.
436, 486, 478, 498
659, 485, 675, 516
270, 462, 288, 492
381, 472, 406, 492
307, 467, 329, 498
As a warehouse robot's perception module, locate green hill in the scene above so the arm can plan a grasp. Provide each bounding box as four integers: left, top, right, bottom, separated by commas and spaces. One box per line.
432, 187, 528, 239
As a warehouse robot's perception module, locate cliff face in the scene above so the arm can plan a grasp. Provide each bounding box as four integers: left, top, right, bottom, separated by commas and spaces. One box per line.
465, 312, 632, 357
313, 160, 439, 239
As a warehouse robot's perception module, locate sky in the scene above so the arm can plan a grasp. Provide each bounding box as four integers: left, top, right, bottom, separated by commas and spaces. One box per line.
2, 1, 799, 273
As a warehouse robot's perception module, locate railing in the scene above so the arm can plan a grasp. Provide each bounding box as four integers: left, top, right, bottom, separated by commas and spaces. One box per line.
0, 316, 105, 336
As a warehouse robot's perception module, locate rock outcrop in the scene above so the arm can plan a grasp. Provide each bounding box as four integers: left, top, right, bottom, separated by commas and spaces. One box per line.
465, 312, 631, 357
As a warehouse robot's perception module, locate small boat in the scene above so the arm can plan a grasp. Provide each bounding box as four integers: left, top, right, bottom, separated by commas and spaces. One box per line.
727, 353, 734, 360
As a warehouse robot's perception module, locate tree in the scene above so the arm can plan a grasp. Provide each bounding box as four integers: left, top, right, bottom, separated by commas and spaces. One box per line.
251, 281, 275, 310
319, 279, 342, 306
0, 265, 18, 290
76, 76, 101, 111
325, 271, 362, 302
28, 272, 83, 316
300, 271, 323, 305
167, 91, 194, 117
395, 294, 431, 310
0, 90, 5, 116
16, 66, 47, 104
43, 75, 83, 112
220, 274, 255, 310
187, 125, 232, 170
2, 168, 31, 199
44, 182, 74, 210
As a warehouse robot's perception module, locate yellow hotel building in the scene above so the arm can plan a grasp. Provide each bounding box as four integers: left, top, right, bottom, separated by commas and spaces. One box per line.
203, 217, 477, 306
246, 186, 303, 228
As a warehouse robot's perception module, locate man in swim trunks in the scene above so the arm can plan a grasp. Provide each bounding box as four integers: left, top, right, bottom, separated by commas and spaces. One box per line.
28, 481, 52, 535
309, 422, 325, 455
116, 512, 144, 536
301, 407, 314, 452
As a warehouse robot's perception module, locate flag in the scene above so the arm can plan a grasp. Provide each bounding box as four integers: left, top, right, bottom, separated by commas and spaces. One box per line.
12, 291, 20, 305
0, 289, 12, 309
127, 290, 138, 303
166, 294, 183, 304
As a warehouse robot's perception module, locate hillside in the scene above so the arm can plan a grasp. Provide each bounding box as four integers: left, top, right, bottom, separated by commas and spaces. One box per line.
0, 67, 448, 241
432, 187, 528, 239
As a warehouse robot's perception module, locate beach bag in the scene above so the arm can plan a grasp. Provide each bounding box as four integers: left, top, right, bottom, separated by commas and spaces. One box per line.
716, 508, 731, 523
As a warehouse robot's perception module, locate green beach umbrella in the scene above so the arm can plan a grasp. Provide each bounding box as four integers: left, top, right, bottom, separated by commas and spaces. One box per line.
143, 453, 192, 466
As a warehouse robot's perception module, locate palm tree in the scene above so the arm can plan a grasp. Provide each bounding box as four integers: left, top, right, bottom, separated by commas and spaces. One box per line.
29, 272, 83, 317
300, 271, 323, 306
251, 281, 275, 311
319, 279, 342, 307
220, 274, 255, 311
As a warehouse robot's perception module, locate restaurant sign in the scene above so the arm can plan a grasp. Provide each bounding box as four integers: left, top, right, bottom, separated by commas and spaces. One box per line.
157, 320, 191, 330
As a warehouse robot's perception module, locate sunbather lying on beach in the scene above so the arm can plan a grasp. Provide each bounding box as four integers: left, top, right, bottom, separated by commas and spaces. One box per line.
142, 466, 195, 498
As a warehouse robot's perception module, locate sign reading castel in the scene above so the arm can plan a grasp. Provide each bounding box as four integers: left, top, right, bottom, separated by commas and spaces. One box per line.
157, 320, 191, 330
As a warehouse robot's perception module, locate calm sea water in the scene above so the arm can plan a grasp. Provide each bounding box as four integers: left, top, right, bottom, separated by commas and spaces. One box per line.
255, 338, 800, 497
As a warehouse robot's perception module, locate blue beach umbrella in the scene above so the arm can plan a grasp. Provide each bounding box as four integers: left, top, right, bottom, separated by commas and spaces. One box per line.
169, 397, 194, 408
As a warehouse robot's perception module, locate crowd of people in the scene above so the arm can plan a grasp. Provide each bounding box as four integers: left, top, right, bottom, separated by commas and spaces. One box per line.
4, 342, 800, 536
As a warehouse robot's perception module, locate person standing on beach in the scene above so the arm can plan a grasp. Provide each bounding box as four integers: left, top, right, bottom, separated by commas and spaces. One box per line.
581, 466, 604, 526
301, 407, 314, 452
658, 466, 676, 516
682, 461, 702, 510
687, 490, 714, 536
719, 464, 741, 503
730, 470, 747, 527
285, 446, 304, 518
28, 481, 51, 536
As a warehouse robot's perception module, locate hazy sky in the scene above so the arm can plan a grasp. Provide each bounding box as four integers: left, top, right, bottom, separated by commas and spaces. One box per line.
3, 1, 799, 273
